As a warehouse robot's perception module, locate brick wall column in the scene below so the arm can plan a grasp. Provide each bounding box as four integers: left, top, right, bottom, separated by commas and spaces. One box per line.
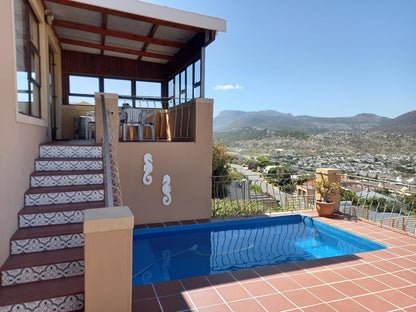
315, 168, 342, 211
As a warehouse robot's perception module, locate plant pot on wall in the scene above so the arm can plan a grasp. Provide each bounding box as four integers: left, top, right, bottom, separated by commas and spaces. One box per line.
315, 201, 335, 217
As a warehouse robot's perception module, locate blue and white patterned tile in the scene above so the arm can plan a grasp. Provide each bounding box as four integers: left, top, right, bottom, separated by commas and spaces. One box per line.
19, 211, 85, 228
30, 173, 104, 187
11, 234, 84, 255
1, 261, 84, 286
25, 190, 104, 206
40, 145, 102, 158
0, 294, 83, 312
35, 160, 103, 171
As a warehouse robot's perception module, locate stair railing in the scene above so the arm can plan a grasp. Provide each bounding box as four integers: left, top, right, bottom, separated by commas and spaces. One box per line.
101, 94, 123, 207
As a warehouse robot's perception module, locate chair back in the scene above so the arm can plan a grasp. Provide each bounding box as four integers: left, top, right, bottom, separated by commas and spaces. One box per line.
124, 108, 141, 125
139, 110, 156, 125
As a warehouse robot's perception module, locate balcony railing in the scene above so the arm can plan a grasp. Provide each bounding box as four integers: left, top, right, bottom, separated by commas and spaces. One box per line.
117, 97, 195, 142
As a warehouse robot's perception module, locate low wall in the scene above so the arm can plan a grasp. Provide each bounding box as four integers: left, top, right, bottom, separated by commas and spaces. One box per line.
116, 98, 213, 224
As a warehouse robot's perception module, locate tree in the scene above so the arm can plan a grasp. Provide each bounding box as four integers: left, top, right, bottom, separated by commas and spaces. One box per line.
267, 166, 295, 186
212, 142, 232, 199
257, 156, 272, 169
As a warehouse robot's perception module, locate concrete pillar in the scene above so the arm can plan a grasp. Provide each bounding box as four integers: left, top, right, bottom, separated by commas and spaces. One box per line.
94, 93, 119, 143
84, 206, 134, 312
315, 168, 342, 211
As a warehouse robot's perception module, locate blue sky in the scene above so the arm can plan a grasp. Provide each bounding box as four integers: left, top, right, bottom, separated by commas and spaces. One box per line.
146, 0, 416, 118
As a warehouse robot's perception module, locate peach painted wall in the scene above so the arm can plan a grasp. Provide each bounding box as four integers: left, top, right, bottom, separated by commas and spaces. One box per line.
117, 98, 213, 224
0, 0, 51, 264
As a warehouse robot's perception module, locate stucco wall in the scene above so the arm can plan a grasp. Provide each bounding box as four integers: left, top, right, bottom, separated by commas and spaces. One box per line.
117, 98, 213, 224
0, 0, 50, 264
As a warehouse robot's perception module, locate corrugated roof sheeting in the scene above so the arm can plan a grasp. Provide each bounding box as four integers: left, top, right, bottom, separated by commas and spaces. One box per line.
154, 26, 195, 44
106, 15, 153, 37
61, 43, 101, 55
55, 27, 102, 44
46, 1, 102, 27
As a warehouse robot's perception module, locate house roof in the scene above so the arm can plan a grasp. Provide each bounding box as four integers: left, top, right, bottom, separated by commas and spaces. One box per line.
44, 0, 226, 64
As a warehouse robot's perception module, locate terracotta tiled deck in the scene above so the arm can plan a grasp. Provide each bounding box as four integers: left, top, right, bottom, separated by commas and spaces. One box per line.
132, 212, 416, 311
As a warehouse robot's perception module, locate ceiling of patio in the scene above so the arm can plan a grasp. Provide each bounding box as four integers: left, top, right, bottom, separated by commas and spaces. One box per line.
44, 0, 226, 64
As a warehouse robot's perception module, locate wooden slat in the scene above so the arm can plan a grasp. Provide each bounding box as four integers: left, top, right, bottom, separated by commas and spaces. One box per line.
53, 19, 186, 49
46, 0, 205, 33
60, 38, 173, 60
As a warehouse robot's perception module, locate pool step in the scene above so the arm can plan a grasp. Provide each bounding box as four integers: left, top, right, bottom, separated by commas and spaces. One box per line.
1, 248, 84, 286
25, 185, 104, 206
18, 201, 105, 228
39, 144, 102, 158
35, 158, 103, 172
0, 276, 84, 311
10, 223, 84, 255
30, 170, 104, 188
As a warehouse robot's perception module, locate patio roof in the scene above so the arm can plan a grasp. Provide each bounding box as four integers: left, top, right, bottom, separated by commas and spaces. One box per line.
44, 0, 226, 64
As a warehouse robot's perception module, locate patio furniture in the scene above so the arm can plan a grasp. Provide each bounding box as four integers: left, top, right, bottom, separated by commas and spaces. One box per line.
122, 108, 142, 141
85, 111, 95, 140
138, 110, 155, 141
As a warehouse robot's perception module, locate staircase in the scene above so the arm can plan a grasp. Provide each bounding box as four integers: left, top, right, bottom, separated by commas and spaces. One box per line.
0, 142, 105, 312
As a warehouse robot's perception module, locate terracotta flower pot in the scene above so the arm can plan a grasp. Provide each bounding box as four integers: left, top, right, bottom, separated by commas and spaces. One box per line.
315, 201, 335, 217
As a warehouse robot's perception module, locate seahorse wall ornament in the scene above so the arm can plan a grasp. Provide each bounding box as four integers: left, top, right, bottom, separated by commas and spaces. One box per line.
162, 174, 172, 206
143, 153, 153, 185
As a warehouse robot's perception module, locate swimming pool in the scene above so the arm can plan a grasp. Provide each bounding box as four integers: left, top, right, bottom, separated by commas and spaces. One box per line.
132, 214, 386, 286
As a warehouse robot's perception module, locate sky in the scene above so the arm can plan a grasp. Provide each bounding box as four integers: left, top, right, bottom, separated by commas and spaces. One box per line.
144, 0, 416, 118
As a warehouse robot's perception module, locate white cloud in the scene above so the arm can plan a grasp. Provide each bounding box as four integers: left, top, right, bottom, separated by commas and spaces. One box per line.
213, 84, 243, 91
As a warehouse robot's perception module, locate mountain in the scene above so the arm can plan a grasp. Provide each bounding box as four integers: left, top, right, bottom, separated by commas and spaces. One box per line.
372, 110, 416, 136
213, 110, 391, 133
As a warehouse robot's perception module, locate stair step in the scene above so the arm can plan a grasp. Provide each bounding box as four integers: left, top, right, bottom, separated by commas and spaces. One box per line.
0, 276, 83, 310
40, 143, 102, 158
11, 224, 83, 255
35, 158, 103, 172
30, 170, 104, 187
1, 248, 84, 286
25, 185, 104, 206
19, 201, 105, 228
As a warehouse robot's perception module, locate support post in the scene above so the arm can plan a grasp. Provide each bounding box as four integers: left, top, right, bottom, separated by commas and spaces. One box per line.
84, 206, 134, 312
315, 168, 342, 212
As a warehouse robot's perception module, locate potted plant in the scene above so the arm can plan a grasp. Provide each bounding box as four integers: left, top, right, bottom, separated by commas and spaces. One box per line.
314, 179, 343, 217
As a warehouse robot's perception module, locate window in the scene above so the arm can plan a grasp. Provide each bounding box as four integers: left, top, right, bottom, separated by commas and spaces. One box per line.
15, 0, 41, 117
68, 75, 99, 105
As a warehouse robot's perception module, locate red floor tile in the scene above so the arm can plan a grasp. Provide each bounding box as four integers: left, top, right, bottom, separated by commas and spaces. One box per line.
198, 304, 232, 312
301, 303, 336, 312
353, 263, 386, 276
328, 298, 370, 312
282, 289, 322, 308
394, 270, 416, 284
330, 280, 368, 297
288, 272, 323, 287
373, 273, 411, 288
153, 280, 184, 297
253, 264, 280, 277
353, 277, 390, 292
187, 288, 224, 308
375, 289, 416, 309
132, 298, 162, 312
158, 294, 194, 312
215, 284, 251, 302
307, 285, 346, 302
256, 293, 297, 312
332, 267, 366, 280
227, 298, 266, 311
267, 276, 301, 292
353, 294, 398, 312
241, 280, 277, 297
311, 270, 345, 283
181, 276, 211, 291
132, 284, 156, 301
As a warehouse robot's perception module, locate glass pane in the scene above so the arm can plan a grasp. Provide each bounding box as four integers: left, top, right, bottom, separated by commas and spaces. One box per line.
174, 75, 180, 105
104, 78, 131, 97
136, 81, 161, 98
180, 71, 185, 91
68, 95, 95, 105
118, 99, 133, 108
168, 79, 173, 98
69, 75, 99, 95
29, 10, 39, 49
14, 0, 26, 72
194, 59, 201, 83
186, 65, 193, 100
194, 85, 201, 98
30, 83, 40, 117
31, 52, 40, 81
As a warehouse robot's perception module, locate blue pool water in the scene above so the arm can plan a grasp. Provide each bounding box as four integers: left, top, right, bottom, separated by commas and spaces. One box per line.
132, 215, 386, 286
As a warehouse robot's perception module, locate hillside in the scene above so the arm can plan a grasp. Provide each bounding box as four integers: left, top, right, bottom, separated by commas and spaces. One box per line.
213, 110, 391, 133
372, 110, 416, 136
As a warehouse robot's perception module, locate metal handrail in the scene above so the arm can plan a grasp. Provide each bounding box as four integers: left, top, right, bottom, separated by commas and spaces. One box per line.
101, 94, 114, 207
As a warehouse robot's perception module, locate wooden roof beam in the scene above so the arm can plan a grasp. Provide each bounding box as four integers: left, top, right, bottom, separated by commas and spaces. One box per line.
60, 38, 173, 60
100, 13, 108, 55
53, 19, 186, 49
46, 0, 205, 33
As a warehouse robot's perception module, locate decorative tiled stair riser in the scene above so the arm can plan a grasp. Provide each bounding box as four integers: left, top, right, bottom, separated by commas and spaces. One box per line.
40, 145, 102, 158
25, 190, 104, 206
19, 211, 84, 228
0, 294, 84, 312
11, 234, 84, 255
30, 173, 103, 187
1, 261, 84, 286
35, 159, 103, 171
